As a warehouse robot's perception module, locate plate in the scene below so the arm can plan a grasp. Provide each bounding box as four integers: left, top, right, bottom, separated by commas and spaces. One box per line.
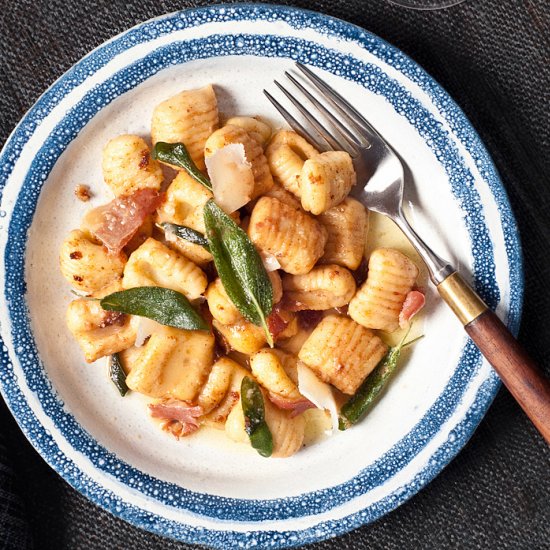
0, 4, 522, 548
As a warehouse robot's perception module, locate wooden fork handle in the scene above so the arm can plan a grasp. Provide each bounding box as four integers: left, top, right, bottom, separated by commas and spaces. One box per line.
465, 310, 550, 443
437, 272, 550, 444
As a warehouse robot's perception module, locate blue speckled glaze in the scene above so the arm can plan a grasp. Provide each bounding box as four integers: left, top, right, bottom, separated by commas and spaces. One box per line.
0, 4, 523, 548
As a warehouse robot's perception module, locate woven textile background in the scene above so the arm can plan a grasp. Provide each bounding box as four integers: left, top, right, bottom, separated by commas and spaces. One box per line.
1, 0, 549, 548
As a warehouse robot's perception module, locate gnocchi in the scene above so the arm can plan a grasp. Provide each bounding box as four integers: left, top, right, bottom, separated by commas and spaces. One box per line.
123, 237, 207, 301
348, 248, 419, 332
59, 229, 126, 293
248, 196, 328, 274
300, 151, 356, 215
266, 130, 319, 196
151, 84, 219, 171
299, 315, 388, 395
102, 134, 163, 197
282, 264, 356, 311
205, 124, 273, 199
318, 197, 368, 270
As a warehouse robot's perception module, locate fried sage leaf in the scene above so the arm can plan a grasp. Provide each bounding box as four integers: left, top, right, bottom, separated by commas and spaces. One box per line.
339, 332, 423, 430
100, 287, 209, 331
109, 353, 129, 397
158, 222, 210, 250
152, 142, 212, 191
241, 376, 273, 457
203, 200, 273, 345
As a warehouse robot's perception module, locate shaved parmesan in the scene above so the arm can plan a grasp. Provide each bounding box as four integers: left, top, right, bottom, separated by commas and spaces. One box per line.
205, 143, 254, 213
163, 224, 178, 244
131, 315, 163, 347
297, 362, 339, 433
262, 253, 281, 272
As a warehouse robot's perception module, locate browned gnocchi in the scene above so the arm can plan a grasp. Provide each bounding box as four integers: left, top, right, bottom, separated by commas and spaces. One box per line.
151, 85, 218, 171
248, 196, 327, 274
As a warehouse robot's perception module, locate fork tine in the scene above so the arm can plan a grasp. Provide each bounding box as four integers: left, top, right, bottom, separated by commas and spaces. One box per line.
296, 62, 380, 145
284, 71, 361, 151
263, 89, 328, 151
274, 80, 349, 152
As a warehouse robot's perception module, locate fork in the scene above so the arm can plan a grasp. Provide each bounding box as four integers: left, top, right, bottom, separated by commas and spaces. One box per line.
264, 62, 550, 444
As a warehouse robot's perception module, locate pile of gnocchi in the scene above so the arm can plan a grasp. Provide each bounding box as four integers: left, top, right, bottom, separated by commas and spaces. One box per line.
60, 84, 424, 458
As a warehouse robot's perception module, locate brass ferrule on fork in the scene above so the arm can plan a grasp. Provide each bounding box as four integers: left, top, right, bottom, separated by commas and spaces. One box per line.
437, 271, 488, 326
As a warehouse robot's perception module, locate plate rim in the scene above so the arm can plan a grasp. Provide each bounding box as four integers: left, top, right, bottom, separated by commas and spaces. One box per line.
0, 3, 523, 547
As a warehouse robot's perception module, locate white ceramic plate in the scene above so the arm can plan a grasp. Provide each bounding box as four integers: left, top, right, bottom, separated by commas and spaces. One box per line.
0, 5, 522, 548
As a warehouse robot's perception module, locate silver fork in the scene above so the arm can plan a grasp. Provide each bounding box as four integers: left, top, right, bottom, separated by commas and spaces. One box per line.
265, 62, 550, 444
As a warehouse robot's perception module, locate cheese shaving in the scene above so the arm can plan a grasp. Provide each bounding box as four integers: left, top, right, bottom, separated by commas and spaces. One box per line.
205, 143, 254, 213
131, 316, 163, 347
261, 253, 281, 272
163, 224, 178, 244
297, 362, 339, 433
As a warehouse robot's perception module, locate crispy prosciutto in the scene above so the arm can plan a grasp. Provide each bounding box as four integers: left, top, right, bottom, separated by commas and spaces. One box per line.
148, 400, 203, 439
296, 309, 324, 331
86, 189, 163, 255
399, 290, 426, 329
267, 306, 289, 340
268, 393, 316, 418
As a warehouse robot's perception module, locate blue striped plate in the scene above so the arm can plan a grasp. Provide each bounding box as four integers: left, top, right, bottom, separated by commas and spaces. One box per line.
0, 5, 522, 548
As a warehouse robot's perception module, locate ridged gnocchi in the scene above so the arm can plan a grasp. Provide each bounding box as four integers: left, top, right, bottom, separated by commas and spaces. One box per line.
264, 398, 306, 458
66, 299, 136, 363
59, 229, 126, 293
125, 326, 214, 401
206, 278, 242, 325
102, 134, 163, 197
299, 315, 388, 395
318, 197, 368, 270
266, 130, 319, 197
155, 170, 214, 265
282, 264, 356, 311
123, 237, 207, 301
348, 248, 419, 332
225, 394, 306, 458
224, 116, 272, 147
262, 182, 302, 210
248, 196, 327, 274
204, 359, 249, 427
197, 357, 236, 414
204, 124, 273, 199
300, 151, 356, 215
206, 273, 282, 326
250, 348, 302, 400
151, 85, 218, 171
212, 319, 267, 355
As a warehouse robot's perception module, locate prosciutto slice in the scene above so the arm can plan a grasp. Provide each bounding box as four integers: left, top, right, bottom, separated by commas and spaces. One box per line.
149, 400, 203, 438
268, 393, 316, 418
87, 188, 162, 255
267, 308, 289, 340
399, 290, 426, 329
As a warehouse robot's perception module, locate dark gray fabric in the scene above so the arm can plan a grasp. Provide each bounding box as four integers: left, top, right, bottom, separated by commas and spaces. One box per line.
0, 430, 34, 550
1, 0, 549, 548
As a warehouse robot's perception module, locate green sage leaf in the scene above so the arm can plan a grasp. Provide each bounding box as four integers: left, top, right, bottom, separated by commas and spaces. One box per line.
241, 376, 273, 458
339, 330, 422, 430
157, 222, 210, 251
109, 353, 129, 397
152, 142, 212, 190
203, 200, 273, 345
100, 287, 209, 331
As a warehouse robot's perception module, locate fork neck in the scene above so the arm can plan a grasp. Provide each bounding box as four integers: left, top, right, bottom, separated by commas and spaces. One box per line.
392, 208, 454, 285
